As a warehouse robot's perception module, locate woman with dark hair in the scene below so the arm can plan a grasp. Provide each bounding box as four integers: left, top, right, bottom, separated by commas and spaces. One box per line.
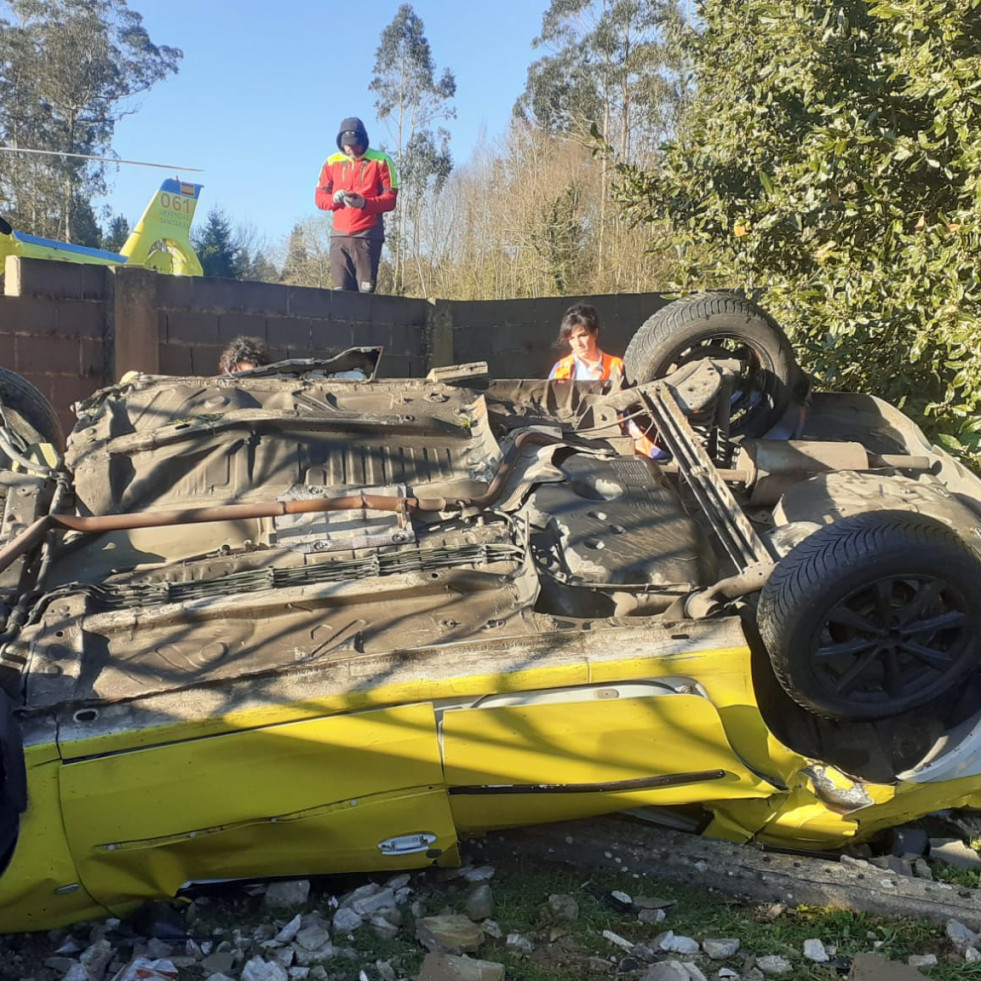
548, 303, 665, 459
547, 304, 624, 384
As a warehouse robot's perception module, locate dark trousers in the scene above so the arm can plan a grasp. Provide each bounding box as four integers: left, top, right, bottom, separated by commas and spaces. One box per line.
330, 236, 383, 292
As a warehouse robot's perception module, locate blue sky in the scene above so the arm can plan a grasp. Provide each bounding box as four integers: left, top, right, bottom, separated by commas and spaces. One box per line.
97, 0, 549, 252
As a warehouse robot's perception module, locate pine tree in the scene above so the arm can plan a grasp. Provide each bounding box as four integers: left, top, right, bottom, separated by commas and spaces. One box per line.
192, 208, 245, 279
102, 214, 130, 253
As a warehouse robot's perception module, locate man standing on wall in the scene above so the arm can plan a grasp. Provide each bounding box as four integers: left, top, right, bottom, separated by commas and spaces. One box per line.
315, 117, 398, 293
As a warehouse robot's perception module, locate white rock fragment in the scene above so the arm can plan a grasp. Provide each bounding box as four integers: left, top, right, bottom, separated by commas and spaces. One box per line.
506, 932, 535, 954
641, 961, 689, 981
948, 918, 981, 950
654, 931, 699, 955
663, 934, 700, 955
241, 957, 289, 981
352, 888, 396, 916
802, 938, 828, 962
908, 954, 939, 968
756, 954, 793, 975
602, 929, 634, 952
275, 915, 302, 944
369, 914, 400, 940
930, 838, 981, 870
546, 893, 579, 922
638, 908, 666, 925
270, 947, 294, 968
81, 940, 115, 979
703, 938, 740, 960
332, 908, 363, 935
460, 865, 496, 882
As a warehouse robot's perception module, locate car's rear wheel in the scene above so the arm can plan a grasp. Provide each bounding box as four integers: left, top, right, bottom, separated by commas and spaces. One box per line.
623, 292, 801, 438
0, 365, 64, 452
758, 510, 981, 721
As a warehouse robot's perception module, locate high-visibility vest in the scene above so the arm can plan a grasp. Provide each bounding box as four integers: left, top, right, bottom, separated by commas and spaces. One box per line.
549, 351, 624, 383
549, 352, 663, 459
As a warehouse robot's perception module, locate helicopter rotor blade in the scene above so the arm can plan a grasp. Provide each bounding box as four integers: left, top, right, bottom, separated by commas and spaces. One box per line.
0, 146, 203, 172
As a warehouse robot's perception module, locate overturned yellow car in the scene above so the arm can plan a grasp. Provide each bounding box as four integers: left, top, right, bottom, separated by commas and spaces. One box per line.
2, 292, 981, 933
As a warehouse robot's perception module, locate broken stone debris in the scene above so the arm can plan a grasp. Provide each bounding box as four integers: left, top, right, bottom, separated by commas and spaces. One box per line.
802, 938, 829, 962
930, 837, 981, 871
464, 884, 494, 922
262, 880, 311, 910
416, 952, 505, 981
702, 938, 740, 959
2, 833, 980, 981
416, 914, 485, 953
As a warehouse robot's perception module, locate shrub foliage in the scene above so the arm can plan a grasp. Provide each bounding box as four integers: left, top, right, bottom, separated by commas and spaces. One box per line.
615, 0, 981, 466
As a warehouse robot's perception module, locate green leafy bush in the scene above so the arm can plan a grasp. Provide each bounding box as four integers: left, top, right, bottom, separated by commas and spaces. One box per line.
615, 0, 981, 468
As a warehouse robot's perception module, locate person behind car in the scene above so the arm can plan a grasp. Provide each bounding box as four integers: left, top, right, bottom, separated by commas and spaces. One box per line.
548, 304, 664, 459
218, 336, 270, 374
315, 116, 399, 294
548, 304, 625, 383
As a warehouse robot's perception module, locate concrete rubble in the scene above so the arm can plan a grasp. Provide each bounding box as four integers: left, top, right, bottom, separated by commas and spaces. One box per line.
1, 821, 980, 981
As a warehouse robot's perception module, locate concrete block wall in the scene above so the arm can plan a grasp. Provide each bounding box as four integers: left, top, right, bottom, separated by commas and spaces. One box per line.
2, 256, 111, 437
449, 292, 672, 378
153, 275, 430, 379
1, 256, 672, 438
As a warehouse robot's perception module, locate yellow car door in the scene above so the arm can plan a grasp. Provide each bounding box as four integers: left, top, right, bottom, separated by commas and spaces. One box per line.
58, 702, 457, 913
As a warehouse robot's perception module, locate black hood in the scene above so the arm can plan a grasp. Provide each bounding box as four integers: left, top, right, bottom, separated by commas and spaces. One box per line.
336, 117, 369, 152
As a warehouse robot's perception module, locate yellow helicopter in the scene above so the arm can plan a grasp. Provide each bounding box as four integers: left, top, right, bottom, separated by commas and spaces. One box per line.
0, 146, 204, 276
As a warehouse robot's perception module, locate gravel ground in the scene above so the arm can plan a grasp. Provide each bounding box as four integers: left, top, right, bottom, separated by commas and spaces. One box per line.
3, 816, 981, 981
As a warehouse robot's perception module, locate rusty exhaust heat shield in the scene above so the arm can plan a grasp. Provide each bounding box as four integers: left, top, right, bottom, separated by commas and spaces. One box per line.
0, 431, 568, 578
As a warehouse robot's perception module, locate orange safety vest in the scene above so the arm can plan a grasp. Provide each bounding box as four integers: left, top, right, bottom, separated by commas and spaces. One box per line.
549, 351, 624, 383
549, 351, 663, 459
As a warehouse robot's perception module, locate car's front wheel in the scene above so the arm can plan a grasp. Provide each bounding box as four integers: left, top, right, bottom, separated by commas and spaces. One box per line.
757, 510, 981, 721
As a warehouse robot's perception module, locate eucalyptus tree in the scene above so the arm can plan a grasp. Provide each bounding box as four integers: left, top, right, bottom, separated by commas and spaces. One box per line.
514, 0, 687, 161
0, 0, 181, 240
513, 0, 686, 280
370, 3, 455, 294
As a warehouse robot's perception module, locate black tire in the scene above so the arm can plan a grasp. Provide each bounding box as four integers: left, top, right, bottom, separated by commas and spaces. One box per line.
758, 510, 981, 721
0, 365, 64, 450
623, 292, 800, 438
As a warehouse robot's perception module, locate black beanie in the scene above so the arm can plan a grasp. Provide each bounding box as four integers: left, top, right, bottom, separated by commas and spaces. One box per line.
336, 117, 369, 151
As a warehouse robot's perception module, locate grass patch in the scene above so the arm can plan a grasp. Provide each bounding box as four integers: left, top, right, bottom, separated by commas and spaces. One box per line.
474, 858, 978, 980
933, 864, 981, 889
